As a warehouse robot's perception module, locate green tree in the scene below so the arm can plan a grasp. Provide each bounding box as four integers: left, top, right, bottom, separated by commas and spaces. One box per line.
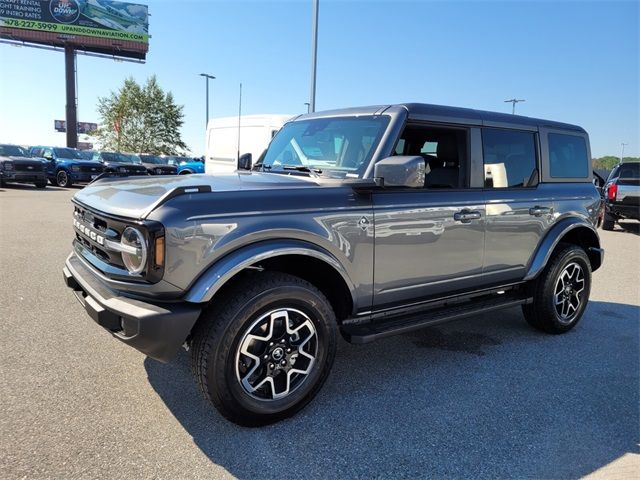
95, 76, 188, 155
593, 155, 640, 170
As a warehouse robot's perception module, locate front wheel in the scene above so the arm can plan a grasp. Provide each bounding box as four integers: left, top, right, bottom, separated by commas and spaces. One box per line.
34, 180, 47, 189
190, 272, 337, 426
522, 244, 591, 334
55, 170, 72, 188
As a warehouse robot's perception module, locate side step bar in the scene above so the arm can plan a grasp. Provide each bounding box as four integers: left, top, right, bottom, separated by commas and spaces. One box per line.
341, 294, 531, 344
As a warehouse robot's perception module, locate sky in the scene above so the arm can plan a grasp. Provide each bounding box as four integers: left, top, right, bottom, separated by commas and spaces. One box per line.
0, 0, 638, 157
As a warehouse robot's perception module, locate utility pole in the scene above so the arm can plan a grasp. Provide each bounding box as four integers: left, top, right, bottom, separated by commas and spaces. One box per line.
65, 44, 78, 148
620, 142, 628, 163
309, 0, 319, 113
199, 73, 216, 129
504, 98, 525, 115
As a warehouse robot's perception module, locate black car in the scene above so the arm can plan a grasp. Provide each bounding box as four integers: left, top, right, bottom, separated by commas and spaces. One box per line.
138, 154, 178, 175
91, 151, 148, 176
0, 144, 47, 189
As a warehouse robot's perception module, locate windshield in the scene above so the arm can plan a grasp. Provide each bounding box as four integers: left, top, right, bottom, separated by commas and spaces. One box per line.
140, 155, 168, 165
101, 152, 139, 163
54, 148, 83, 159
0, 144, 29, 157
259, 115, 389, 178
617, 163, 640, 179
165, 156, 192, 165
77, 150, 95, 160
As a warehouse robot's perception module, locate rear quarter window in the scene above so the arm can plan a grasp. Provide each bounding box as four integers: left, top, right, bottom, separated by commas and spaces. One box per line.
549, 133, 589, 178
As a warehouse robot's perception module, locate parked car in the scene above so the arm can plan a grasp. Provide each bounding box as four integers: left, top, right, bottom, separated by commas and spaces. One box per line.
205, 114, 291, 173
166, 156, 205, 174
63, 103, 603, 426
602, 162, 640, 230
78, 150, 96, 161
138, 154, 178, 175
0, 144, 48, 188
29, 146, 104, 188
91, 151, 148, 176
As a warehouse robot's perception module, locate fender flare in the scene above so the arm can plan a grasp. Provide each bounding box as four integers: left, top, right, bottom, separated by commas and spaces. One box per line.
524, 217, 602, 281
184, 239, 357, 305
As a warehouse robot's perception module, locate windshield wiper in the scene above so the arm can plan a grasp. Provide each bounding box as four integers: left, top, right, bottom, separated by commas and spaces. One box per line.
282, 165, 322, 177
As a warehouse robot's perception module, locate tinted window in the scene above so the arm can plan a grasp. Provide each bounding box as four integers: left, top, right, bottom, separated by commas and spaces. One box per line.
617, 163, 639, 179
482, 129, 537, 188
549, 133, 588, 178
0, 145, 29, 157
53, 148, 83, 159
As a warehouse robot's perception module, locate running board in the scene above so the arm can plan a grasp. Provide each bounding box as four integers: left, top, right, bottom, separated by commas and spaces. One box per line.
341, 294, 530, 344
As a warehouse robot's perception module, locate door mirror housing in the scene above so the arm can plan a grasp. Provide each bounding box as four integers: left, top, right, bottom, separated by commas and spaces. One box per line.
43, 153, 54, 161
238, 153, 252, 171
374, 156, 426, 188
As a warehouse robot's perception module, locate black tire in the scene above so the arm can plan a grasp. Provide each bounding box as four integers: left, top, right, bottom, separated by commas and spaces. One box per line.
190, 271, 337, 426
179, 170, 193, 175
601, 212, 615, 231
522, 244, 591, 334
55, 170, 72, 188
34, 180, 47, 189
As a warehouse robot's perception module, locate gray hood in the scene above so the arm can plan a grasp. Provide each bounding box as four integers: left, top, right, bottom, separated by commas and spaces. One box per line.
73, 172, 322, 219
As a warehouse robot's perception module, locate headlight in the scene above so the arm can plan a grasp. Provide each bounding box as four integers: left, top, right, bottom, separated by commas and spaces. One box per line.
120, 227, 147, 274
71, 165, 80, 172
3, 162, 14, 171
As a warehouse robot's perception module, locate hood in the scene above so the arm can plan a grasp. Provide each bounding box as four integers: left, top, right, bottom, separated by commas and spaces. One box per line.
73, 172, 322, 219
58, 157, 101, 167
142, 162, 177, 171
104, 161, 146, 169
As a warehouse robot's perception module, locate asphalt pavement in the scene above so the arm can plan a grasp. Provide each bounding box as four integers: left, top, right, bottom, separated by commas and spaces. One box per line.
1, 184, 638, 479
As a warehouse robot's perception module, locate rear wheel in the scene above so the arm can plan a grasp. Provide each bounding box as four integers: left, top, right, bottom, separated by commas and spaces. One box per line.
34, 180, 47, 189
522, 244, 591, 334
602, 212, 615, 231
55, 170, 72, 188
190, 272, 337, 426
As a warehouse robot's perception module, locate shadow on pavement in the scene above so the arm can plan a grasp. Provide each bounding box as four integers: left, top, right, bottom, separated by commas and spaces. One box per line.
617, 221, 640, 236
145, 301, 639, 479
0, 183, 67, 192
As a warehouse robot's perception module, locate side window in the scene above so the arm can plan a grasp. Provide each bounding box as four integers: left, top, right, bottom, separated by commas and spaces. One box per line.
395, 124, 468, 188
31, 148, 42, 157
482, 129, 537, 188
548, 133, 589, 178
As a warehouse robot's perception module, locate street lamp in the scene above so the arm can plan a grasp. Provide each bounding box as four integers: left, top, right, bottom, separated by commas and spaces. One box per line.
504, 98, 525, 114
620, 142, 628, 163
304, 102, 311, 113
199, 73, 216, 129
309, 0, 319, 113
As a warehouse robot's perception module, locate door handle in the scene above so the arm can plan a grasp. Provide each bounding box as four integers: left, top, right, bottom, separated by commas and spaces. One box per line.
454, 210, 481, 223
529, 206, 552, 216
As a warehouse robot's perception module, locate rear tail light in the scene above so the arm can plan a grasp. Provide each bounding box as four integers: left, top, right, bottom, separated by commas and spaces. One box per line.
607, 183, 618, 201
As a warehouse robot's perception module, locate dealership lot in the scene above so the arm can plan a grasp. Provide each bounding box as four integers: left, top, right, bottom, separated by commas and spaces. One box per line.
1, 185, 638, 479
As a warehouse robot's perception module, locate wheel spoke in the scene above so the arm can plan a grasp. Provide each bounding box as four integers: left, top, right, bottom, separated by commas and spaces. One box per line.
553, 262, 586, 324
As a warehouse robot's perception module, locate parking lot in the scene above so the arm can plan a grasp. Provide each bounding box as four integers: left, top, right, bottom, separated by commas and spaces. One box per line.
1, 184, 638, 479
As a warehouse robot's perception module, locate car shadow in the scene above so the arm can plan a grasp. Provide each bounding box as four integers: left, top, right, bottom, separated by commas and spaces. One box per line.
0, 183, 67, 192
144, 300, 639, 479
617, 220, 640, 235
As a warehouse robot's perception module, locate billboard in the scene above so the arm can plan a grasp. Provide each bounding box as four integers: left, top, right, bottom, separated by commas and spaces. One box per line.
0, 0, 148, 59
54, 120, 97, 133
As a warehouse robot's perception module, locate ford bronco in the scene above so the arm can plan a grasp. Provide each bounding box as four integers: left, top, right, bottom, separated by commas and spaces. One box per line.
63, 103, 603, 426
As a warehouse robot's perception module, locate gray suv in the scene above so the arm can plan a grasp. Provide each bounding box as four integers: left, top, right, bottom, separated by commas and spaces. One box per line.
63, 103, 603, 426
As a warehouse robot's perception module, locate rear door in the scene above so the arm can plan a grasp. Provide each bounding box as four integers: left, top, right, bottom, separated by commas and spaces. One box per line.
372, 124, 485, 309
482, 128, 555, 282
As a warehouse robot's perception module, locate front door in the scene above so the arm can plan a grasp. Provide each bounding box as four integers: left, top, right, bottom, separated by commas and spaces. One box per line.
372, 123, 485, 309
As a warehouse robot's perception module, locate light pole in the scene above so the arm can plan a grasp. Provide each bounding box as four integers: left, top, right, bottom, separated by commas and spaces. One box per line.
620, 142, 628, 163
304, 102, 311, 113
504, 98, 525, 114
309, 0, 319, 113
199, 73, 216, 129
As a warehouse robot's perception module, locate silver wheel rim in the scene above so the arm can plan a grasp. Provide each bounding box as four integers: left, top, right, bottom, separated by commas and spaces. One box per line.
553, 262, 585, 324
235, 308, 318, 401
57, 171, 68, 186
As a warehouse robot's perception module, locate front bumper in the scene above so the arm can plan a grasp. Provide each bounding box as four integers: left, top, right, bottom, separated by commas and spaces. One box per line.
70, 172, 102, 183
1, 171, 46, 183
63, 254, 202, 362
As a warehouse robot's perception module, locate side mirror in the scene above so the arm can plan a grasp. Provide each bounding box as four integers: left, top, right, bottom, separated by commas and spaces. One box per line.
43, 153, 54, 161
238, 153, 252, 171
373, 156, 425, 188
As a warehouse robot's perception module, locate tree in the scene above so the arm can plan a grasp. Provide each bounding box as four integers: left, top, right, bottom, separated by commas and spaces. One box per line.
95, 76, 188, 154
593, 155, 640, 170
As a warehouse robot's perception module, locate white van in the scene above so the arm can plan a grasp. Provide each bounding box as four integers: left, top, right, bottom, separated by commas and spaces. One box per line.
205, 114, 292, 174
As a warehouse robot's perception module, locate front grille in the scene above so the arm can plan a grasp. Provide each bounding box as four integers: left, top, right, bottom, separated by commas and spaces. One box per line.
14, 162, 44, 172
79, 165, 103, 173
73, 205, 126, 269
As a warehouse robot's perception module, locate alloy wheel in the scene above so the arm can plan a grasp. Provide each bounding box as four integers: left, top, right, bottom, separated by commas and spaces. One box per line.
235, 308, 318, 401
57, 170, 69, 187
553, 262, 585, 324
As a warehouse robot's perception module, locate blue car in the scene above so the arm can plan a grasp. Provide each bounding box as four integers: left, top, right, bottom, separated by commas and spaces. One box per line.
29, 146, 104, 188
165, 156, 205, 174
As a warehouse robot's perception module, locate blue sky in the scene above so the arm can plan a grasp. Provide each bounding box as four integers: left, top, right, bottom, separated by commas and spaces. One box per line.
1, 0, 638, 157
